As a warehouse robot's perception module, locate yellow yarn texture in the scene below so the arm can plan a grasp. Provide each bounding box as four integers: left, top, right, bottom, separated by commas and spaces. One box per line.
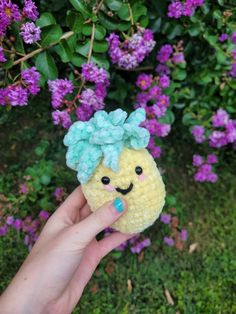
82, 148, 166, 234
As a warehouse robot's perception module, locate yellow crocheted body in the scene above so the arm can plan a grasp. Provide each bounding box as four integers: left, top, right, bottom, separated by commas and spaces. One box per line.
82, 148, 165, 234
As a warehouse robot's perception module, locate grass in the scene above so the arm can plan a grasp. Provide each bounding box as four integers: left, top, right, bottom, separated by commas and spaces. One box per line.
0, 100, 236, 313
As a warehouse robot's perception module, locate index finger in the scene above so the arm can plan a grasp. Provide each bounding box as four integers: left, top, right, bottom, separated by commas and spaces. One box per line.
54, 186, 86, 224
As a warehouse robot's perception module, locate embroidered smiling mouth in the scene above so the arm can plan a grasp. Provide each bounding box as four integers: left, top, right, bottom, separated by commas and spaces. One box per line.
116, 182, 133, 195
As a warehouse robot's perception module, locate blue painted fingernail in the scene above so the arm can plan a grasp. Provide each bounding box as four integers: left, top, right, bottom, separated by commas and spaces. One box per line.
113, 197, 124, 213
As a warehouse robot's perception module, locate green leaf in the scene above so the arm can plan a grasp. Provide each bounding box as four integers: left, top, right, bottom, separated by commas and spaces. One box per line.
93, 40, 108, 53
167, 24, 184, 39
76, 40, 90, 57
82, 24, 92, 36
71, 53, 86, 66
36, 13, 56, 27
98, 12, 117, 30
10, 23, 25, 54
139, 15, 149, 28
117, 22, 130, 31
132, 3, 147, 22
40, 24, 63, 47
91, 54, 109, 70
118, 4, 130, 21
35, 51, 58, 80
55, 39, 72, 62
159, 110, 175, 125
172, 69, 187, 81
2, 59, 13, 70
66, 11, 83, 33
69, 0, 91, 18
105, 0, 122, 11
94, 25, 106, 40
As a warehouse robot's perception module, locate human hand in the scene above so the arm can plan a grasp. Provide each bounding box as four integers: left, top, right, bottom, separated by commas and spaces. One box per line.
0, 187, 133, 314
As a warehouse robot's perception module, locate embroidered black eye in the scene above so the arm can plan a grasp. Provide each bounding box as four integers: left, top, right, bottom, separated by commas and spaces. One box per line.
101, 176, 110, 185
135, 166, 143, 175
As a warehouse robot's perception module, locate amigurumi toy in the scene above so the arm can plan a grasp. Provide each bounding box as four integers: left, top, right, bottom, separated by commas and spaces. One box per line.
64, 108, 166, 234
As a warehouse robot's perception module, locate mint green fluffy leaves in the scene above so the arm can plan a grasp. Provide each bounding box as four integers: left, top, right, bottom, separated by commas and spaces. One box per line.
63, 108, 150, 184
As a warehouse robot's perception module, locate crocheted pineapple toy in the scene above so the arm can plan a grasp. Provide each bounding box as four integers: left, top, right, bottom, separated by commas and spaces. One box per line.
64, 108, 165, 234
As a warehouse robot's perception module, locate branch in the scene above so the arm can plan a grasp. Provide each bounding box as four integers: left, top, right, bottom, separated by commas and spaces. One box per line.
87, 23, 95, 63
12, 31, 74, 66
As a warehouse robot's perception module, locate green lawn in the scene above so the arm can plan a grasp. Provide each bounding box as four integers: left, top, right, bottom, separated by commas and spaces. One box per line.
0, 102, 236, 313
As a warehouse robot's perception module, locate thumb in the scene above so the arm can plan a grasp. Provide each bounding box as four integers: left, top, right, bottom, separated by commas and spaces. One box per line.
72, 197, 127, 243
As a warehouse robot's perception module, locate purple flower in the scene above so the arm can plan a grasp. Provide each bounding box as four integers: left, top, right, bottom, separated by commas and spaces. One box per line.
229, 63, 236, 78
6, 216, 14, 225
23, 0, 39, 21
80, 88, 105, 111
53, 187, 64, 201
130, 238, 151, 254
48, 79, 73, 109
156, 44, 173, 63
149, 86, 162, 100
76, 104, 94, 122
115, 241, 128, 251
8, 85, 28, 106
159, 75, 170, 89
148, 137, 162, 158
209, 131, 228, 148
143, 119, 171, 137
19, 183, 28, 194
192, 154, 203, 166
219, 34, 228, 42
136, 74, 152, 90
194, 162, 218, 183
21, 67, 40, 95
160, 213, 171, 224
107, 28, 155, 69
172, 52, 185, 64
155, 64, 171, 75
0, 88, 8, 106
20, 22, 41, 44
168, 1, 183, 19
232, 50, 236, 60
212, 109, 229, 127
164, 236, 174, 246
82, 62, 109, 85
0, 47, 6, 62
52, 110, 72, 129
207, 154, 218, 164
39, 210, 50, 220
226, 120, 236, 143
180, 229, 188, 241
191, 125, 205, 143
0, 0, 21, 36
0, 224, 8, 236
12, 218, 22, 230
231, 32, 236, 45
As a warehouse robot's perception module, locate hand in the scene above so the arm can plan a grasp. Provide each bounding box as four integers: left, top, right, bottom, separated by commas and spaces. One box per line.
0, 187, 133, 314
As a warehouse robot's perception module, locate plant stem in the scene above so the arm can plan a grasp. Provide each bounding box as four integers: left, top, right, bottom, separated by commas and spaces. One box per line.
128, 3, 134, 26
12, 31, 74, 66
87, 23, 95, 64
115, 66, 154, 72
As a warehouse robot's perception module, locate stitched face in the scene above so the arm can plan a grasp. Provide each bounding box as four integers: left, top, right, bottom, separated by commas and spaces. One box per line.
82, 148, 166, 234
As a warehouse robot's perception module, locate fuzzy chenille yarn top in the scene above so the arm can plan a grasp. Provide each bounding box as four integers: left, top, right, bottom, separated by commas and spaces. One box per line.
64, 108, 166, 233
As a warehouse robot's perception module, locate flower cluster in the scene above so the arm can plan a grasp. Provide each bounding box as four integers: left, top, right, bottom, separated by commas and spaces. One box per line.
160, 210, 188, 250
0, 67, 40, 106
48, 62, 110, 128
209, 109, 236, 148
0, 0, 40, 59
0, 0, 21, 37
107, 27, 155, 69
20, 21, 41, 44
104, 228, 151, 254
192, 109, 236, 149
77, 62, 110, 121
167, 0, 204, 19
218, 32, 236, 78
0, 210, 50, 250
193, 154, 218, 182
135, 43, 185, 158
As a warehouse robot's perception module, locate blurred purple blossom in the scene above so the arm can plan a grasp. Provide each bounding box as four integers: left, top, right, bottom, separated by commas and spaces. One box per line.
20, 22, 41, 44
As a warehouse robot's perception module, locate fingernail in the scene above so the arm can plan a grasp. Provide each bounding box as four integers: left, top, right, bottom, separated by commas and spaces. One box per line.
113, 197, 124, 213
